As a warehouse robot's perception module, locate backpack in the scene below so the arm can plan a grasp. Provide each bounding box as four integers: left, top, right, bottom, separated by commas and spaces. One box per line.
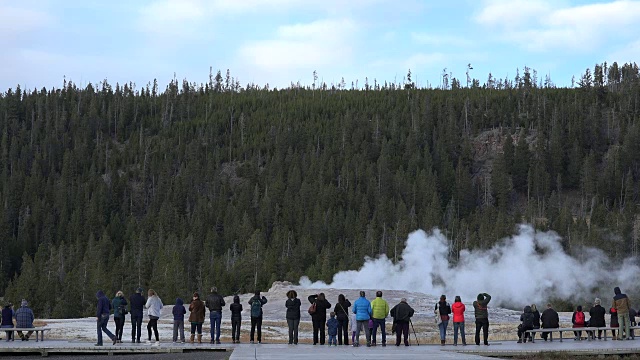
251, 298, 263, 318
575, 311, 585, 326
308, 302, 317, 315
522, 313, 534, 328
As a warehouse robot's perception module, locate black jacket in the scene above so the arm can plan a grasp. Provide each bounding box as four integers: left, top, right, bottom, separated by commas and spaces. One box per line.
334, 299, 351, 321
532, 309, 540, 328
520, 306, 534, 329
229, 301, 242, 320
286, 298, 301, 320
308, 295, 331, 320
588, 305, 606, 327
390, 302, 414, 323
206, 292, 225, 312
541, 308, 559, 328
129, 293, 145, 317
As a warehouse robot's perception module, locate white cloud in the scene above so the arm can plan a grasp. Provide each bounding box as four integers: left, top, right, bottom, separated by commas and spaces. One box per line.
239, 18, 357, 71
137, 0, 212, 41
411, 32, 472, 47
475, 0, 640, 53
0, 3, 54, 45
608, 40, 640, 63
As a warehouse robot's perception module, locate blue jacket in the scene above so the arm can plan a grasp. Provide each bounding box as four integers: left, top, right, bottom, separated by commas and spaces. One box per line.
327, 317, 338, 336
352, 297, 372, 321
96, 291, 111, 318
173, 298, 186, 321
15, 306, 34, 328
129, 293, 145, 318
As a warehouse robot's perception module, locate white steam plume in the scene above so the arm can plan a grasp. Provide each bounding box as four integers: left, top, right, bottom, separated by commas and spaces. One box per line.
299, 225, 639, 306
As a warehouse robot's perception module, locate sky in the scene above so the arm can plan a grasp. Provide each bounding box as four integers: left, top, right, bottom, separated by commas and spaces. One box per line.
1, 0, 639, 92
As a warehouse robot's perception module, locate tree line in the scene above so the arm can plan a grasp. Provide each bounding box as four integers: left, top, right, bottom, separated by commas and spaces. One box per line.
0, 63, 639, 318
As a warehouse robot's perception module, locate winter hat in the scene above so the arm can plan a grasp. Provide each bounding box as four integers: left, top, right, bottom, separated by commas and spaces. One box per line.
136, 287, 144, 294
21, 299, 28, 307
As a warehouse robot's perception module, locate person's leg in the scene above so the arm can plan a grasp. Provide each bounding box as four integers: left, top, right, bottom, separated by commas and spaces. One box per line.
214, 311, 222, 342
101, 316, 115, 342
461, 322, 466, 345
147, 320, 152, 340
337, 319, 344, 345
622, 314, 630, 340
312, 318, 319, 344
153, 319, 160, 341
190, 323, 196, 342
293, 318, 299, 344
475, 320, 481, 345
370, 320, 377, 344
380, 319, 386, 345
618, 314, 625, 340
395, 322, 401, 346
355, 320, 362, 345
97, 318, 103, 345
180, 321, 185, 342
364, 320, 371, 345
256, 316, 262, 342
319, 319, 326, 345
287, 319, 293, 344
209, 315, 215, 342
482, 319, 489, 345
453, 322, 459, 344
344, 318, 350, 345
402, 322, 410, 346
250, 317, 256, 342
173, 321, 178, 342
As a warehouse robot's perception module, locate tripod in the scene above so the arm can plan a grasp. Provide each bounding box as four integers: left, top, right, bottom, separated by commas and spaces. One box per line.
409, 319, 419, 346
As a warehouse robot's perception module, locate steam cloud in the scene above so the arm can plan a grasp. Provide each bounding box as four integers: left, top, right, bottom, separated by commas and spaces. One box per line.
299, 225, 639, 307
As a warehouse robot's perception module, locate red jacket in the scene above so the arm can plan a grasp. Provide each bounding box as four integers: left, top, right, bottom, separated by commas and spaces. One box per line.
452, 302, 465, 323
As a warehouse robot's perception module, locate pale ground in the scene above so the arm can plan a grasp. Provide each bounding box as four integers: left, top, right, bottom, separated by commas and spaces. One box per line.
35, 282, 583, 345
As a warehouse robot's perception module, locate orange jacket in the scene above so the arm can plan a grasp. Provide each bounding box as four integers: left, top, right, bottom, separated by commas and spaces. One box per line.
452, 302, 466, 323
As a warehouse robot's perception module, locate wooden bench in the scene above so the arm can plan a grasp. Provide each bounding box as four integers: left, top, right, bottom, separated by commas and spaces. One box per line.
2, 327, 52, 342
526, 326, 640, 343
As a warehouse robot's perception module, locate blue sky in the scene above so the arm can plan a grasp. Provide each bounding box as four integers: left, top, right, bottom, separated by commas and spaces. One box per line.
1, 0, 639, 91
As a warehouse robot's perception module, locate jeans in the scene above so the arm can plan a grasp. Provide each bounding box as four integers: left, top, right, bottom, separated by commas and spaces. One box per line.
114, 316, 125, 340
250, 316, 262, 342
395, 321, 410, 346
287, 318, 299, 344
97, 314, 115, 345
328, 334, 337, 345
453, 321, 466, 344
312, 317, 326, 345
173, 320, 184, 342
618, 313, 630, 340
475, 318, 489, 345
438, 320, 449, 341
131, 315, 143, 341
190, 322, 202, 335
337, 317, 349, 345
210, 311, 222, 341
231, 318, 241, 341
355, 320, 371, 345
371, 318, 386, 344
147, 318, 159, 341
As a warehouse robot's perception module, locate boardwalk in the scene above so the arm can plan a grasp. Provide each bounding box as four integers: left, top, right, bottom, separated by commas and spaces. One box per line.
2, 339, 640, 359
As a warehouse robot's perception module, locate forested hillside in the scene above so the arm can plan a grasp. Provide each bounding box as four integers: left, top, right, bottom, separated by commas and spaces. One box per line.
1, 63, 639, 318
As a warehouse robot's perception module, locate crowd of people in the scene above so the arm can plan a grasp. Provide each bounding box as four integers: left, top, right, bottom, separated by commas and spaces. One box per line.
515, 287, 636, 343
3, 286, 635, 347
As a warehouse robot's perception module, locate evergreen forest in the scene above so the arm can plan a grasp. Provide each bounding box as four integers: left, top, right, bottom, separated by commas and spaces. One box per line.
1, 63, 639, 318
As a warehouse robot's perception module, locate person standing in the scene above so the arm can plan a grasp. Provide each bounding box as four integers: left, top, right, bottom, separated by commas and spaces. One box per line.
172, 298, 186, 343
206, 287, 225, 344
145, 289, 163, 344
451, 296, 466, 346
333, 294, 351, 345
473, 292, 491, 346
96, 291, 117, 346
308, 293, 331, 345
352, 291, 372, 347
613, 287, 631, 340
111, 291, 128, 343
129, 287, 145, 343
436, 295, 452, 345
188, 292, 205, 343
229, 295, 243, 343
588, 298, 606, 340
1, 302, 15, 341
248, 291, 268, 344
285, 290, 301, 345
540, 303, 559, 341
370, 291, 390, 347
327, 312, 338, 346
390, 298, 414, 346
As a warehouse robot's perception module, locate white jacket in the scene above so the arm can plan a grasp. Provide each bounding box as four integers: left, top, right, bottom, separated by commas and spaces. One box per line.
145, 295, 164, 318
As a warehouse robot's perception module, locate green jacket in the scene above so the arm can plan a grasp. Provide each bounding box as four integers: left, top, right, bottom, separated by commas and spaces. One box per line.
473, 293, 491, 319
371, 297, 389, 319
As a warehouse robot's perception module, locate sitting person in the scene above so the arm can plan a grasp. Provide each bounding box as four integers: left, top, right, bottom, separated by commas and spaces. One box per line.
15, 300, 35, 341
572, 305, 586, 340
588, 298, 606, 340
517, 305, 534, 343
540, 303, 559, 341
